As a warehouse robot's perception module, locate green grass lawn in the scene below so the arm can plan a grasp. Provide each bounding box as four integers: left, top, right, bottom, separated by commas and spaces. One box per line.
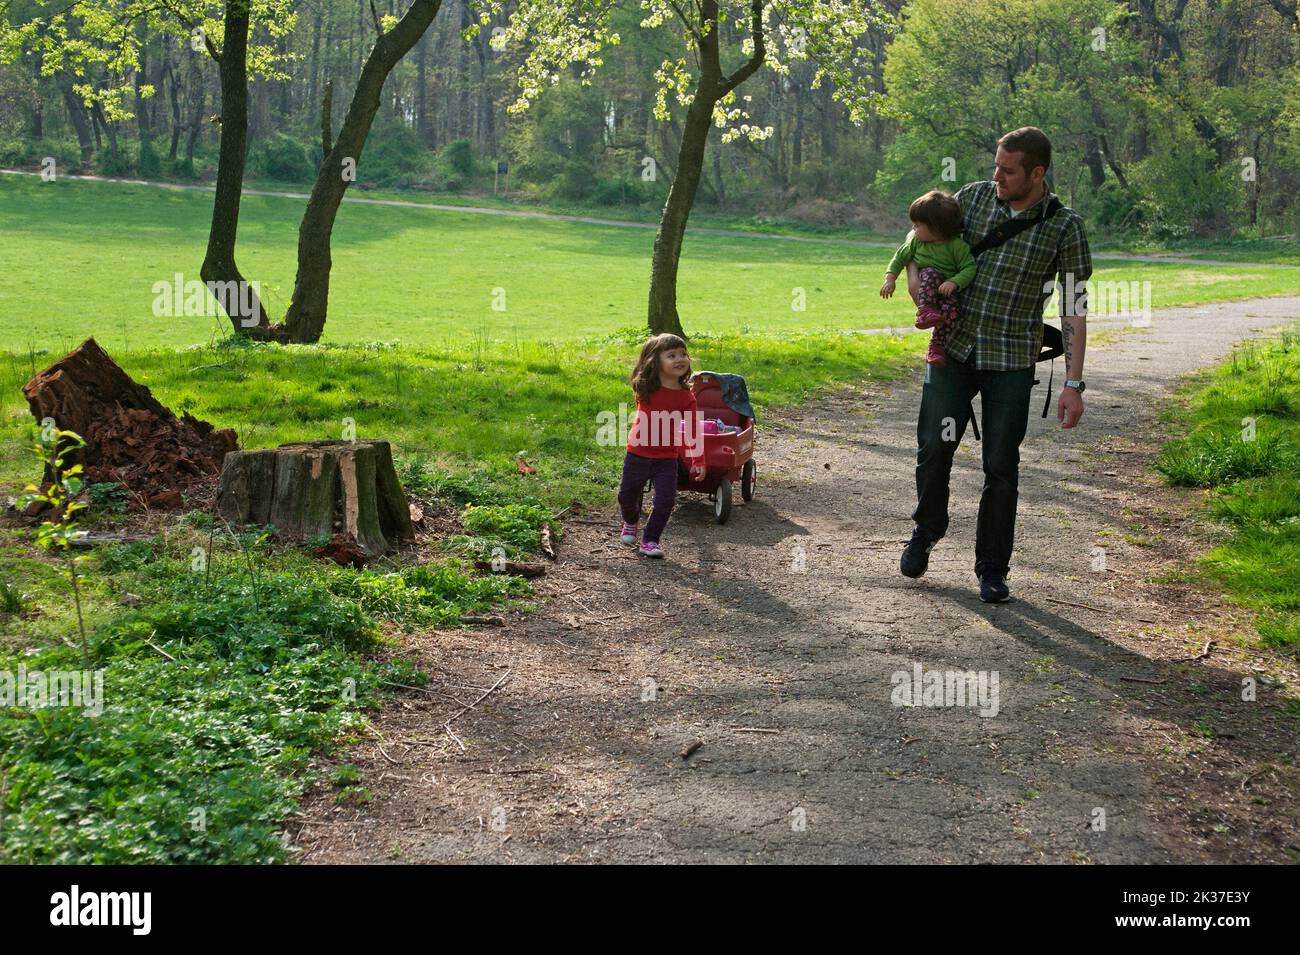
2, 175, 1297, 353
1156, 329, 1300, 650
0, 330, 923, 497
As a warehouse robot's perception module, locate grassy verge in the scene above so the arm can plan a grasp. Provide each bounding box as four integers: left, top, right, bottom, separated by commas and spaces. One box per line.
1155, 329, 1300, 650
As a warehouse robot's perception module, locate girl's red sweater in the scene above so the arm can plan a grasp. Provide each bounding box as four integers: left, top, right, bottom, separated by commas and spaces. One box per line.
626, 385, 705, 464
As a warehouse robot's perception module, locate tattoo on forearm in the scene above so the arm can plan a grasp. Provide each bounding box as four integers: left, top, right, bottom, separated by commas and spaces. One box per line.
1062, 321, 1073, 370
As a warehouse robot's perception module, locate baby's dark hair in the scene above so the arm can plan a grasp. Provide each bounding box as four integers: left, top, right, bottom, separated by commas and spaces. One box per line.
630, 333, 690, 400
909, 189, 963, 241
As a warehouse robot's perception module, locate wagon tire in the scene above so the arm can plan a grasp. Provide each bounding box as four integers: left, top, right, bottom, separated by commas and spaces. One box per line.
741, 460, 756, 502
714, 479, 733, 524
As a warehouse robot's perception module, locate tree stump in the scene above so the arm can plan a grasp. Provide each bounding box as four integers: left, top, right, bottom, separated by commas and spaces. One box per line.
23, 337, 237, 507
215, 440, 413, 555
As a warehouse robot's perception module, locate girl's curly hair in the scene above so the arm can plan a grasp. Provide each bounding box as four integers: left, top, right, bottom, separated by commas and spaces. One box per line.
630, 333, 690, 400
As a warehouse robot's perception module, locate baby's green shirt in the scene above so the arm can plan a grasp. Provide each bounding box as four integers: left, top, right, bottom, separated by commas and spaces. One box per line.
885, 233, 978, 289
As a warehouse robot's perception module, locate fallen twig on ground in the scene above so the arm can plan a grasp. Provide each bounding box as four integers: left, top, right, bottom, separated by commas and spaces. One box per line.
446, 669, 512, 727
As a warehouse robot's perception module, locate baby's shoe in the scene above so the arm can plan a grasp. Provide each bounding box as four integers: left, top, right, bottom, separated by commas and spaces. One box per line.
639, 541, 664, 559
915, 306, 944, 329
620, 522, 639, 545
926, 336, 947, 366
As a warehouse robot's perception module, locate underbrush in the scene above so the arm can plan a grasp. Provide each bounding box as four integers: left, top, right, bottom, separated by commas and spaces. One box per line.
1155, 331, 1300, 650
0, 515, 530, 863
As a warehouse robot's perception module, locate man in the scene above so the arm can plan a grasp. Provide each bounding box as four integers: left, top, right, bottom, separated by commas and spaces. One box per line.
899, 126, 1091, 603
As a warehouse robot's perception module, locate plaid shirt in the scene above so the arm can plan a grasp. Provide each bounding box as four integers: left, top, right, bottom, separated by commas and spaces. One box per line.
945, 180, 1092, 370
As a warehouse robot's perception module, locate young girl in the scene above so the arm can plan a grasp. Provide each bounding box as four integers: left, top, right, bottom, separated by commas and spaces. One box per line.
879, 189, 977, 366
618, 333, 706, 558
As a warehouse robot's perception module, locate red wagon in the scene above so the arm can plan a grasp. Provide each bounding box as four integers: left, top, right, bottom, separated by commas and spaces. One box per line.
678, 372, 756, 524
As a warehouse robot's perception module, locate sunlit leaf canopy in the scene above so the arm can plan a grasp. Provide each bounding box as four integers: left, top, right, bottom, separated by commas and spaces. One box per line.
0, 0, 296, 120
482, 0, 890, 136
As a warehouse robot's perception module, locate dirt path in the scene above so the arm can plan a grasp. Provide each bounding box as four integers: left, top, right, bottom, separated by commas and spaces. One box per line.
5, 169, 1297, 270
297, 296, 1300, 864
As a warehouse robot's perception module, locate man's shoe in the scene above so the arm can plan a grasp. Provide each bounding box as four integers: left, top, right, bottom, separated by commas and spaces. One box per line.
979, 575, 1011, 603
900, 530, 936, 578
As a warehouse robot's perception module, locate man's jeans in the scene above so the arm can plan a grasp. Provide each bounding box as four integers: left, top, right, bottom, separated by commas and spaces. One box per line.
912, 352, 1035, 579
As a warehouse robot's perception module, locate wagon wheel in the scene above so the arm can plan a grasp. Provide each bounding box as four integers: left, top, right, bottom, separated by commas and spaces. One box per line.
741, 460, 756, 502
714, 479, 733, 524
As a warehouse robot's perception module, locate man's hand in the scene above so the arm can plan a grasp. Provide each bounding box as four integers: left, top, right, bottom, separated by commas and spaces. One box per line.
938, 280, 958, 297
1057, 387, 1084, 429
689, 461, 706, 482
880, 275, 896, 299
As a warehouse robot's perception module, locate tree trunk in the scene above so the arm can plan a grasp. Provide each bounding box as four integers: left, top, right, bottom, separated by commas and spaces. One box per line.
647, 0, 765, 338
88, 99, 103, 150
711, 139, 726, 211
183, 53, 205, 172
93, 99, 119, 156
134, 41, 152, 142
280, 0, 445, 344
216, 440, 413, 556
165, 49, 184, 162
647, 95, 713, 338
416, 31, 431, 144
1084, 134, 1105, 189
321, 79, 334, 158
200, 0, 267, 333
30, 53, 44, 139
792, 72, 803, 168
60, 81, 94, 167
308, 8, 322, 125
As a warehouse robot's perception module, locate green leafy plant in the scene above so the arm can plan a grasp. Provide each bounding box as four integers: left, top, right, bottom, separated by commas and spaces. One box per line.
88, 482, 129, 517
0, 578, 25, 615
17, 430, 91, 665
461, 503, 556, 553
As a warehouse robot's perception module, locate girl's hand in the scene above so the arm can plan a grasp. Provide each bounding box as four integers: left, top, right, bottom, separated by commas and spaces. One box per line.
880, 277, 896, 299
938, 280, 958, 297
689, 462, 706, 482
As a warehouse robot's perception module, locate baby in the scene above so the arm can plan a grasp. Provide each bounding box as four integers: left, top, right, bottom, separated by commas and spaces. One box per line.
879, 189, 977, 365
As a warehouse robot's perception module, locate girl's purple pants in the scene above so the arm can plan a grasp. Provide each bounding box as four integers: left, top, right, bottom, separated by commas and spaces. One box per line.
618, 452, 679, 544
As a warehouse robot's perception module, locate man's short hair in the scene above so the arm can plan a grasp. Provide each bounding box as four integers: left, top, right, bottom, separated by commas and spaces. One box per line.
909, 189, 963, 240
998, 127, 1052, 177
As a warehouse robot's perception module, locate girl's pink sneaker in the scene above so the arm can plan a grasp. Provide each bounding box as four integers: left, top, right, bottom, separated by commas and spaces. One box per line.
639, 541, 664, 559
620, 523, 639, 545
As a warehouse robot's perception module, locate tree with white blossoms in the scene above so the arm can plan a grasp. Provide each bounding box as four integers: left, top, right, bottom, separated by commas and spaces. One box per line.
511, 0, 890, 337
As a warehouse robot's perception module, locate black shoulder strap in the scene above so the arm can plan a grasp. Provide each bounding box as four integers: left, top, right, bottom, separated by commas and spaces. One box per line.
969, 195, 1063, 257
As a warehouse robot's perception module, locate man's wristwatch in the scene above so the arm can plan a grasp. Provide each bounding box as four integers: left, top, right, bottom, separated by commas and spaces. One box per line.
1065, 379, 1086, 393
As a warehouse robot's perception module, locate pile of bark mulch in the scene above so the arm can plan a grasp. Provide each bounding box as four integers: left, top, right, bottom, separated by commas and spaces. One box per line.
21, 337, 237, 511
